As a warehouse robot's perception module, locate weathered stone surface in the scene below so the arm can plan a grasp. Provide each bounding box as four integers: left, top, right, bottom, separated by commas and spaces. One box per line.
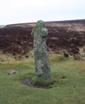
8, 70, 16, 75
32, 20, 51, 80
21, 78, 32, 86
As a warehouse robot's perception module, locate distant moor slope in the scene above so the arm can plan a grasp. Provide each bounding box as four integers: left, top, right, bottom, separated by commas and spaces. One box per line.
0, 19, 85, 54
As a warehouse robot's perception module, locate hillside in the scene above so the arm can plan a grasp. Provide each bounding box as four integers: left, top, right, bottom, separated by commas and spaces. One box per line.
0, 19, 85, 55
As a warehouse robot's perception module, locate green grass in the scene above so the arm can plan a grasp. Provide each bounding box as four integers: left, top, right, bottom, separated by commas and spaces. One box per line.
0, 54, 85, 104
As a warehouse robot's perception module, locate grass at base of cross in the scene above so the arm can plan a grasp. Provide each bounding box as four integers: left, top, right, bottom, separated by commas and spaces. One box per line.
20, 72, 57, 89
0, 52, 85, 104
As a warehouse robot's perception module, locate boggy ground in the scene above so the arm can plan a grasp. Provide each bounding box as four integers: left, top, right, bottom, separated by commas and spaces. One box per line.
0, 53, 85, 104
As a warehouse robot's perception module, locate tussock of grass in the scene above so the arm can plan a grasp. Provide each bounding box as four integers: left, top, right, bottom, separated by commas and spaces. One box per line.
49, 53, 67, 63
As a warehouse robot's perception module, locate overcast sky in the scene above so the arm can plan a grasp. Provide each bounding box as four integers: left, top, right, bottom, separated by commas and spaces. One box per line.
0, 0, 85, 25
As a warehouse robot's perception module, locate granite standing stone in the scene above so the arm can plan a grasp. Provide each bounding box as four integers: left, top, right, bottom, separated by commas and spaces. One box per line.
31, 20, 51, 80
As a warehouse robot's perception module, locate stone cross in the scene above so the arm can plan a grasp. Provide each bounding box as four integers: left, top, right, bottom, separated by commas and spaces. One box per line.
31, 20, 51, 80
